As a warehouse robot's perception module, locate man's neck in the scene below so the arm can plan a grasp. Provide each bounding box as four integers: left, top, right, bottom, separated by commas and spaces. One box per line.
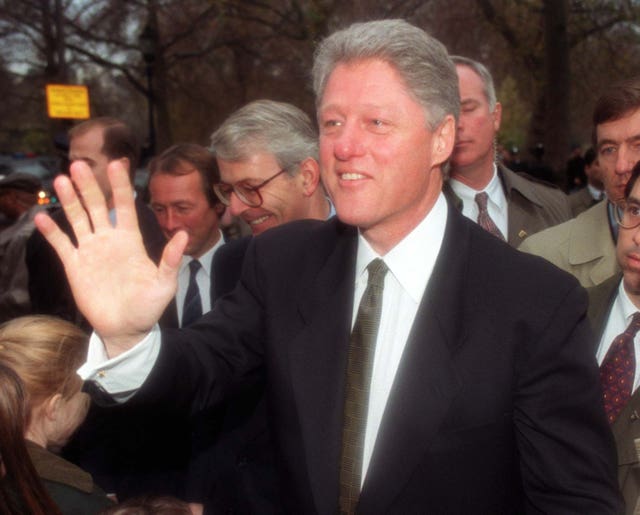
450, 160, 495, 191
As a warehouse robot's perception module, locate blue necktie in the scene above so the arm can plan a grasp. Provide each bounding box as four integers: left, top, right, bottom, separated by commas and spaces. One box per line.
182, 260, 203, 327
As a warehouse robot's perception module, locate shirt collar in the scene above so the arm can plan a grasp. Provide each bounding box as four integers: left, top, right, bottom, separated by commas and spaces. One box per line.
619, 279, 640, 321
355, 193, 448, 303
179, 230, 225, 277
448, 164, 506, 211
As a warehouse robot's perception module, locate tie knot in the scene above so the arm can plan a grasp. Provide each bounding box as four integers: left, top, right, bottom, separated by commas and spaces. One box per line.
189, 259, 201, 275
366, 258, 388, 288
475, 191, 489, 210
625, 312, 640, 337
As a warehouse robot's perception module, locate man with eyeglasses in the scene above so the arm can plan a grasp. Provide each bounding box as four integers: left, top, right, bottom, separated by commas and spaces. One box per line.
520, 77, 640, 287
588, 160, 640, 514
211, 99, 332, 236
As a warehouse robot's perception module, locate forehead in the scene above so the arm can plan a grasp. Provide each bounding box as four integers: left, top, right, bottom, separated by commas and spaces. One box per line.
456, 65, 485, 97
149, 170, 205, 198
217, 151, 280, 181
596, 108, 640, 142
319, 58, 417, 110
69, 127, 104, 154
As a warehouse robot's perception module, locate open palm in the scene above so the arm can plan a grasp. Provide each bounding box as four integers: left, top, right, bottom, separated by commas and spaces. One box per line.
34, 161, 187, 357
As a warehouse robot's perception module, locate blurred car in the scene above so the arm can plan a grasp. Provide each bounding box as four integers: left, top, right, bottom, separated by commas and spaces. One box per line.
1, 156, 60, 205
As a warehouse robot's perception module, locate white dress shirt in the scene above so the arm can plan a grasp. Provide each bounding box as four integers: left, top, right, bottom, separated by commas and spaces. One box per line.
79, 194, 448, 472
175, 232, 225, 326
354, 192, 446, 484
449, 165, 508, 239
596, 279, 640, 393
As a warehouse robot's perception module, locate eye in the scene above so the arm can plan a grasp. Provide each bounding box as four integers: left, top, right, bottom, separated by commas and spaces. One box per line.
321, 119, 342, 133
151, 205, 165, 214
599, 145, 616, 157
628, 205, 640, 217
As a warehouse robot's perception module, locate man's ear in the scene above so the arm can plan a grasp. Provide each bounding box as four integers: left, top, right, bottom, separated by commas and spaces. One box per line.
297, 158, 321, 197
431, 114, 456, 168
492, 101, 502, 132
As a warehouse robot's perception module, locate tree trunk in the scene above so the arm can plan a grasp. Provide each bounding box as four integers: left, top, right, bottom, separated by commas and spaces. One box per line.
543, 0, 570, 184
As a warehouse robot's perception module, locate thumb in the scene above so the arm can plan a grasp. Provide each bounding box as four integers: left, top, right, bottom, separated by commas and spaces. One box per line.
158, 230, 188, 282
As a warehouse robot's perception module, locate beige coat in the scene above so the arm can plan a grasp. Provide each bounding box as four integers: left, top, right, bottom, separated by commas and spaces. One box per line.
519, 199, 618, 287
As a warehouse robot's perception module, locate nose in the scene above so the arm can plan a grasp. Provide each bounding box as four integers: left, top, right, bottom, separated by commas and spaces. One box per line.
332, 123, 365, 161
228, 191, 249, 216
632, 224, 640, 246
163, 209, 180, 232
615, 145, 640, 176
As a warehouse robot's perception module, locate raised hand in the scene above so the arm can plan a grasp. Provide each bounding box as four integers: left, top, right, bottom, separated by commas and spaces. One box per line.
34, 160, 188, 357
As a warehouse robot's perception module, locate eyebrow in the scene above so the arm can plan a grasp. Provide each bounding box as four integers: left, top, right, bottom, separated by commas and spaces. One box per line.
598, 134, 640, 149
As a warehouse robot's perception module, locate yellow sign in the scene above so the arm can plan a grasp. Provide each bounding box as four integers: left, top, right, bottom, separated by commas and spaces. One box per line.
46, 84, 90, 119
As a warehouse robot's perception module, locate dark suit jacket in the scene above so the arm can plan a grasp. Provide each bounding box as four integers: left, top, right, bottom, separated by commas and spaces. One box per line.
589, 274, 640, 515
127, 204, 620, 514
26, 197, 166, 331
444, 164, 571, 247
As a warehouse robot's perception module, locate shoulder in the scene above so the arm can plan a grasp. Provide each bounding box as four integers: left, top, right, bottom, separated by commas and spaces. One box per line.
501, 166, 568, 206
520, 200, 607, 251
586, 274, 621, 325
215, 236, 251, 265
253, 218, 351, 255
27, 440, 96, 493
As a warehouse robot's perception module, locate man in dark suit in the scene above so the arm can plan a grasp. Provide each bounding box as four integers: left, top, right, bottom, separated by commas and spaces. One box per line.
36, 20, 620, 514
569, 146, 605, 217
148, 143, 227, 329
445, 56, 571, 247
588, 161, 640, 514
26, 117, 165, 330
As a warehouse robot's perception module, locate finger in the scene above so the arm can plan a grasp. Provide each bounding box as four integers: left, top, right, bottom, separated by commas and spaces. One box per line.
34, 211, 77, 265
54, 172, 93, 240
70, 161, 111, 232
109, 160, 140, 232
158, 230, 188, 283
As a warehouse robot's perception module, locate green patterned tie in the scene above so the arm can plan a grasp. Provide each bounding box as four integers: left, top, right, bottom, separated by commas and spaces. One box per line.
339, 258, 388, 515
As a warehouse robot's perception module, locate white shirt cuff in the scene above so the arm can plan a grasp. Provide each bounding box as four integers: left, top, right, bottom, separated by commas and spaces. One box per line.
77, 325, 162, 400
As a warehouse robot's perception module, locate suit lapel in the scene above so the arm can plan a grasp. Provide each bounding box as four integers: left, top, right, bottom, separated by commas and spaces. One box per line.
358, 206, 467, 514
287, 222, 358, 514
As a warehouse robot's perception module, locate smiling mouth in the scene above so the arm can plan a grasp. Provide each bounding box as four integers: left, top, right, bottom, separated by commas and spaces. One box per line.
340, 172, 366, 181
248, 214, 270, 225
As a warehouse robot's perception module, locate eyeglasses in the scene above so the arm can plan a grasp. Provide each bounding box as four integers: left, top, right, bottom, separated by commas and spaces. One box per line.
213, 168, 288, 208
614, 200, 640, 229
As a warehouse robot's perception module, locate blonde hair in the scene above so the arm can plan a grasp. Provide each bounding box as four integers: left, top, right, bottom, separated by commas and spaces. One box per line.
0, 316, 88, 415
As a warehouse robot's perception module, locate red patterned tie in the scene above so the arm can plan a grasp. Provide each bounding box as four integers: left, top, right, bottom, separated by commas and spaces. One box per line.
600, 312, 640, 424
475, 192, 505, 241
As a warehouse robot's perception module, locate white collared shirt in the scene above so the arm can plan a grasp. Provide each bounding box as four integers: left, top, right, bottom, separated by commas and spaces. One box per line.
354, 193, 447, 484
79, 195, 448, 466
449, 164, 508, 238
597, 279, 640, 393
176, 232, 225, 326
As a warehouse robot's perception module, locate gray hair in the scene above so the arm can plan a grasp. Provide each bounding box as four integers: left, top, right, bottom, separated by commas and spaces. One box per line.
210, 99, 318, 176
312, 19, 459, 129
450, 56, 497, 110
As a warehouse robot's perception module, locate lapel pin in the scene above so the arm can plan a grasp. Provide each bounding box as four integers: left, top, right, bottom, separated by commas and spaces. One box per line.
518, 230, 528, 239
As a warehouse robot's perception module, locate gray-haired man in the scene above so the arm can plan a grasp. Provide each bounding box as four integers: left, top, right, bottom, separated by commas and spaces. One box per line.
37, 20, 620, 514
445, 56, 571, 246
211, 99, 331, 235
